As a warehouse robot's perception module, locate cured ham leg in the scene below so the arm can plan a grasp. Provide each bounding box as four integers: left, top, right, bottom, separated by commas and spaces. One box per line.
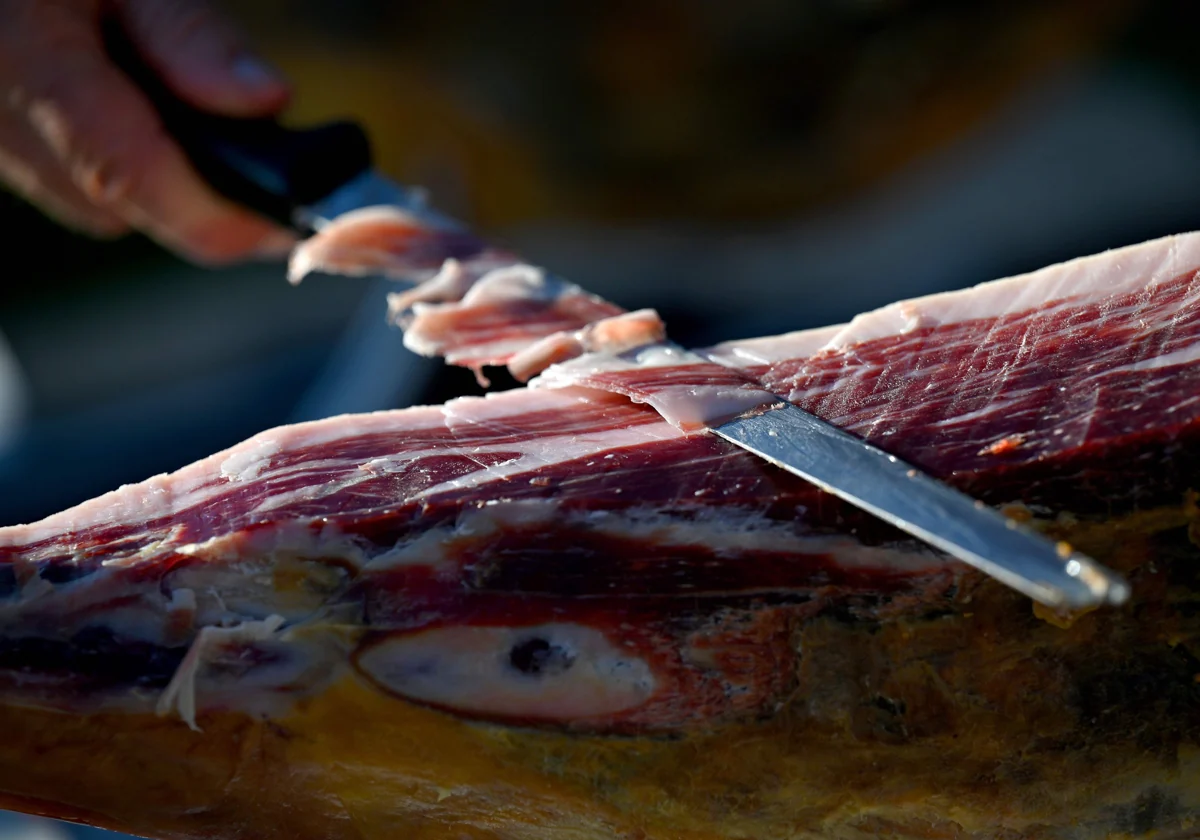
0, 229, 1199, 838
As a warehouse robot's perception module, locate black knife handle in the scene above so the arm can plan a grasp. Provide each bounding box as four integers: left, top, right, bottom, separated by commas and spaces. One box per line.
102, 18, 372, 231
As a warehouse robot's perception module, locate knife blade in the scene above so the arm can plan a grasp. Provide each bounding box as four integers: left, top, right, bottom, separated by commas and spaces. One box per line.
631, 341, 1129, 610
109, 30, 1131, 610
712, 401, 1129, 609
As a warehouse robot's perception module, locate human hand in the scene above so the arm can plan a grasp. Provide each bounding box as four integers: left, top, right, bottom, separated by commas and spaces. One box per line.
0, 0, 296, 264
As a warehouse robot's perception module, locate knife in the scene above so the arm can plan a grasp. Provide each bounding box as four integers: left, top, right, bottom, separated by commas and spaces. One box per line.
108, 30, 1131, 610
711, 401, 1129, 609
102, 24, 457, 425
102, 20, 452, 236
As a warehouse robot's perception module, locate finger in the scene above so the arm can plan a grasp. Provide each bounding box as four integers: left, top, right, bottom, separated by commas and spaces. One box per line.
2, 2, 294, 263
0, 119, 129, 239
7, 18, 295, 263
116, 0, 290, 117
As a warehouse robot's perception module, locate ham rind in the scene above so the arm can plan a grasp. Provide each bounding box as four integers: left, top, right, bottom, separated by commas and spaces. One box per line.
1, 233, 1200, 839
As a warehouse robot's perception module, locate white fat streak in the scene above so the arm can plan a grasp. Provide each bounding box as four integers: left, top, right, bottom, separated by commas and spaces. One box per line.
822, 232, 1200, 349
195, 489, 927, 579
402, 262, 593, 359
386, 253, 540, 327
365, 526, 458, 571
414, 408, 685, 500
155, 614, 286, 731
248, 389, 629, 516
531, 345, 774, 429
287, 206, 432, 285
576, 506, 951, 572
638, 386, 773, 429
238, 399, 629, 519
1112, 342, 1200, 373
174, 519, 367, 570
366, 500, 563, 571
365, 500, 954, 574
702, 325, 844, 366
440, 337, 552, 364
507, 308, 666, 380
219, 438, 280, 483
457, 263, 556, 304
708, 231, 1200, 360
94, 525, 187, 568
0, 403, 445, 548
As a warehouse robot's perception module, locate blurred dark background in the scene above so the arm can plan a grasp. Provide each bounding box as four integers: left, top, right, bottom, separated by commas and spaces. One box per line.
2, 1, 1200, 529
3, 1, 1200, 836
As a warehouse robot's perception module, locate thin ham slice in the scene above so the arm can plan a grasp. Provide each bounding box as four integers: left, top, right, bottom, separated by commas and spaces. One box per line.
287, 206, 488, 283
392, 261, 632, 384
290, 207, 666, 382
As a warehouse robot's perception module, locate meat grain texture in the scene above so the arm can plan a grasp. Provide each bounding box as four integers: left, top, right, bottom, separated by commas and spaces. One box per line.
1, 226, 1200, 839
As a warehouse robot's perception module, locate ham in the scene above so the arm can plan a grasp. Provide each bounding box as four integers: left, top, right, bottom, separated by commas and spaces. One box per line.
290, 207, 664, 384
0, 225, 1199, 839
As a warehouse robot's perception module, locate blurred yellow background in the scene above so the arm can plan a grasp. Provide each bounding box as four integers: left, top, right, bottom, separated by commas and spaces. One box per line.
240, 0, 1140, 228
2, 2, 1200, 835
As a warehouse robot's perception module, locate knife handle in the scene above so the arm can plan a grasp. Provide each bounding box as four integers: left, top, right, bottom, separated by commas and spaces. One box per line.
102, 18, 371, 232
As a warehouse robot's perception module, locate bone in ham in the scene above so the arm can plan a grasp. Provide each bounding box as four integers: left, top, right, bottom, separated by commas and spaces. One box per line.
1, 226, 1200, 839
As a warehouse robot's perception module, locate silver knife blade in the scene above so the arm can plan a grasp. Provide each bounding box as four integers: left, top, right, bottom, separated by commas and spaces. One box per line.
712, 402, 1130, 609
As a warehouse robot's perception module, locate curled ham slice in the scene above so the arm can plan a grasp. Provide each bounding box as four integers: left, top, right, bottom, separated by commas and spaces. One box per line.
507, 309, 667, 383
288, 206, 489, 284
389, 261, 631, 384
289, 207, 670, 383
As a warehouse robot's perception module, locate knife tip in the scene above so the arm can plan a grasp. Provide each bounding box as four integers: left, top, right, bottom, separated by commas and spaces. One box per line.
1063, 554, 1131, 607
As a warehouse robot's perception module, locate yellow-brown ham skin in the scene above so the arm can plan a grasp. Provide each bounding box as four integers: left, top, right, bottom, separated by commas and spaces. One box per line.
0, 501, 1196, 840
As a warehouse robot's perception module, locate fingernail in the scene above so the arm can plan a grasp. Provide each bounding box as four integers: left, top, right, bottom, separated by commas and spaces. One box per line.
232, 54, 287, 91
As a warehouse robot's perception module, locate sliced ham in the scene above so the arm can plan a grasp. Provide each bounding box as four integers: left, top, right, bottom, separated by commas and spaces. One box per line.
290, 207, 659, 382
531, 343, 780, 429
392, 262, 631, 383
287, 206, 488, 283
507, 308, 667, 383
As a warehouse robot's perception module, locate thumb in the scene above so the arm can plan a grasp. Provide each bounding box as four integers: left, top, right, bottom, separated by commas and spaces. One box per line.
115, 0, 290, 117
